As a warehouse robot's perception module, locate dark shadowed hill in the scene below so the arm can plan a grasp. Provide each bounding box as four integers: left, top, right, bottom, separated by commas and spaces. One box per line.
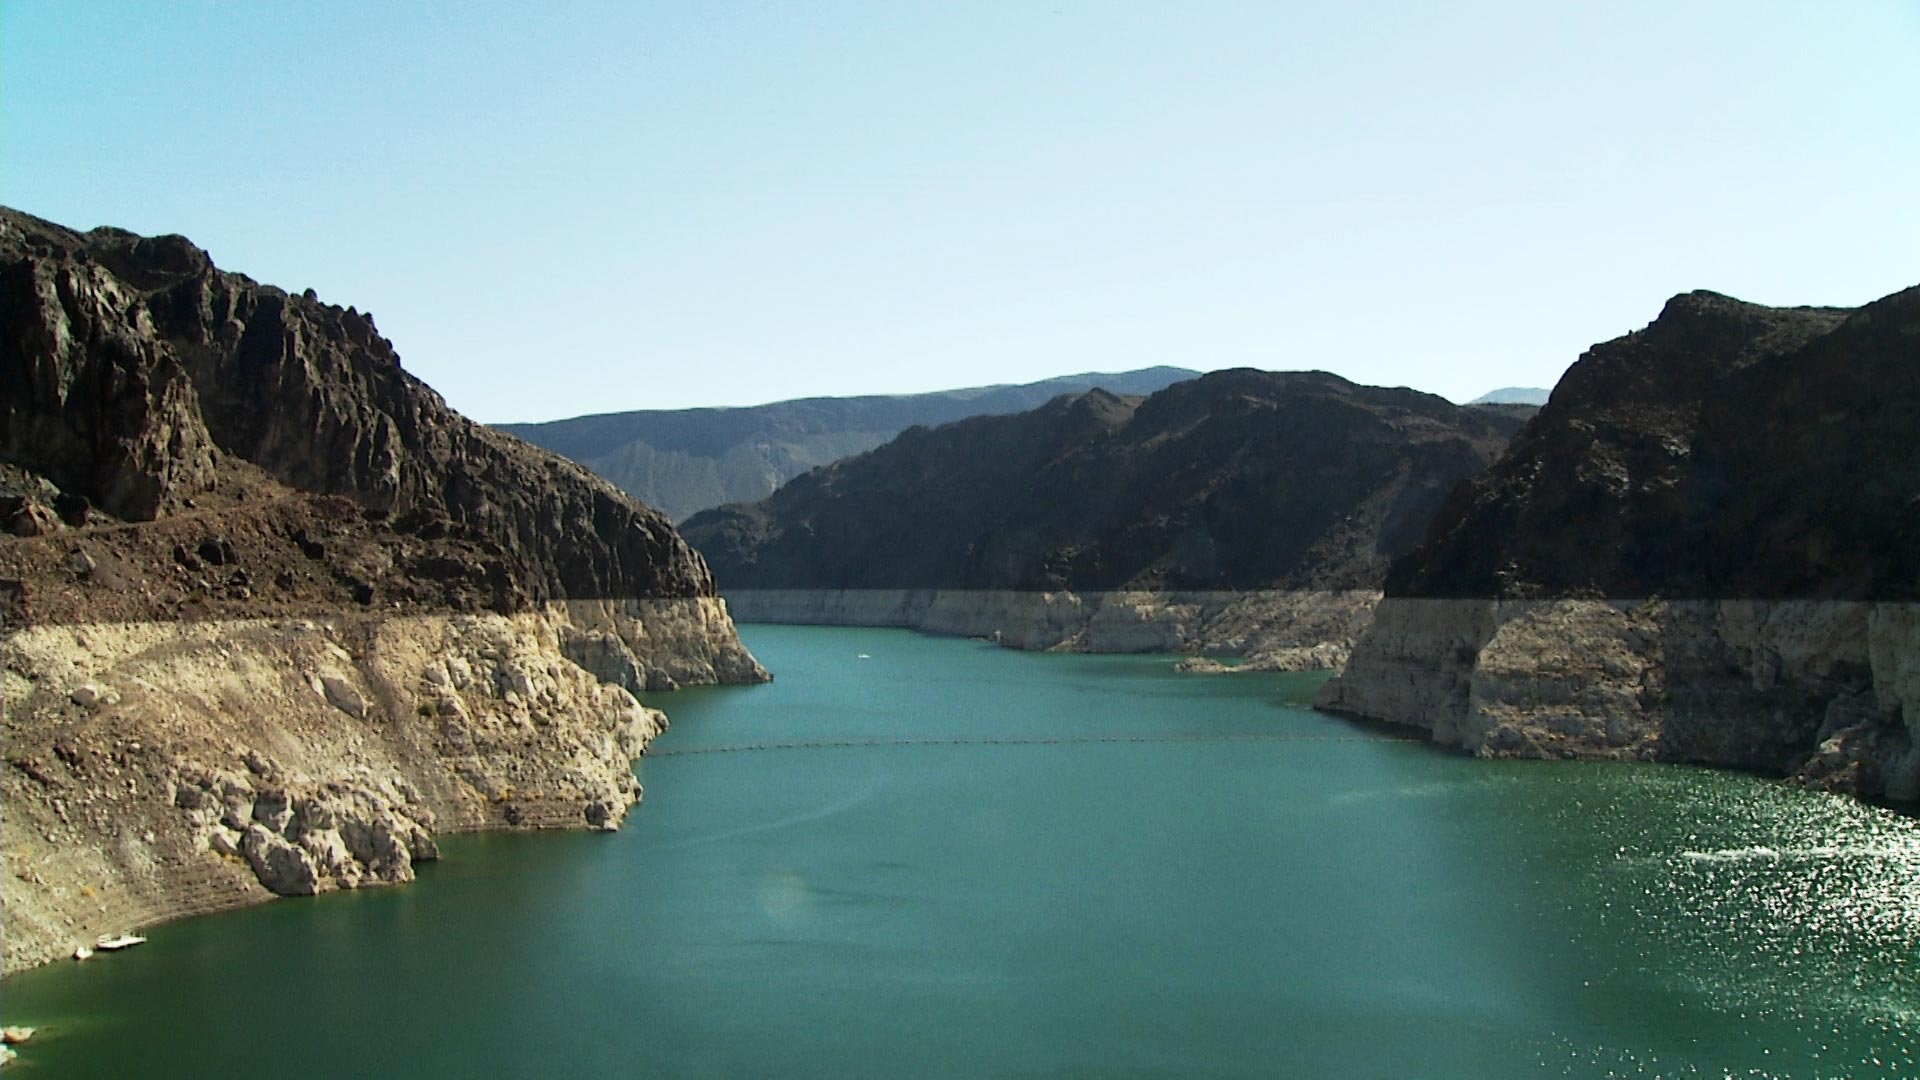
496, 367, 1198, 521
1388, 288, 1918, 601
681, 369, 1528, 592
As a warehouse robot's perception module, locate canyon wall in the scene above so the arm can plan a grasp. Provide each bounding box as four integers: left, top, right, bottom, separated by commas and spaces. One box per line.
1318, 287, 1920, 800
1317, 599, 1920, 796
1, 208, 765, 973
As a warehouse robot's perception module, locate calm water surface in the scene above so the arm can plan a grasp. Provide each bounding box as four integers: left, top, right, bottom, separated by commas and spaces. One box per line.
5, 625, 1917, 1077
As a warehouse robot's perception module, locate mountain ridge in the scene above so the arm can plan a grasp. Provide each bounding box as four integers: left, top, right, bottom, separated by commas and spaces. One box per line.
683, 368, 1529, 594
498, 366, 1199, 520
1467, 386, 1550, 405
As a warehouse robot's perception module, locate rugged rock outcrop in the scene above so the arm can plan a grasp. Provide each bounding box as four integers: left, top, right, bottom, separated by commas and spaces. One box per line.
684, 370, 1525, 662
1, 207, 766, 973
3, 610, 676, 971
1, 209, 738, 609
1318, 286, 1920, 801
498, 367, 1199, 522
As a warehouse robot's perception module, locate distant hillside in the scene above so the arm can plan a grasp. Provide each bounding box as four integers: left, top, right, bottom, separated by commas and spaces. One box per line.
682, 369, 1528, 593
1468, 386, 1551, 405
497, 367, 1198, 521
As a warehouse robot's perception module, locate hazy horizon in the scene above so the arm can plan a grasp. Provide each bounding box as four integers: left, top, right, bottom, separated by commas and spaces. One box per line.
494, 363, 1553, 426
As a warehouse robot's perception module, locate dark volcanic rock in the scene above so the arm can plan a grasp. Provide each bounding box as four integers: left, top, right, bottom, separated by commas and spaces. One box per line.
0, 207, 717, 608
1319, 284, 1920, 801
683, 370, 1527, 592
1387, 289, 1916, 601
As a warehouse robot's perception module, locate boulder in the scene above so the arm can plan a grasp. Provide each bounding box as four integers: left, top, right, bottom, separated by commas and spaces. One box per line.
239, 825, 320, 896
314, 671, 369, 719
70, 683, 115, 709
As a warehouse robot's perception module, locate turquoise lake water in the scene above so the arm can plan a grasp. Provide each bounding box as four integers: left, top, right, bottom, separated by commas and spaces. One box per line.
4, 624, 1917, 1077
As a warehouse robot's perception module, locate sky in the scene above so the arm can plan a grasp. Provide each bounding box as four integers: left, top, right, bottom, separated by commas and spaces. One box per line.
4, 2, 1917, 424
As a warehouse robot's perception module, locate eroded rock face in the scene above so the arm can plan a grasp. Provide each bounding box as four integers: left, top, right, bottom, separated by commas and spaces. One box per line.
1319, 599, 1920, 796
0, 235, 220, 522
1385, 288, 1917, 602
0, 208, 766, 975
0, 610, 677, 972
1320, 285, 1920, 800
0, 207, 745, 611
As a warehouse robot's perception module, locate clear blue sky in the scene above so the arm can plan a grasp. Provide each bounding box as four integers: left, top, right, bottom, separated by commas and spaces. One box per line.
5, 2, 1917, 423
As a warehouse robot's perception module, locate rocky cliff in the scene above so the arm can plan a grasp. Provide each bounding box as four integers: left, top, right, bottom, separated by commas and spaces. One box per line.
1317, 286, 1920, 801
497, 367, 1198, 522
683, 370, 1526, 663
0, 208, 766, 973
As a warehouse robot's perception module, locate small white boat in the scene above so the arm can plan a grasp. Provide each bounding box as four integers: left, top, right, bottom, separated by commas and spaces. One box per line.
94, 934, 147, 951
73, 945, 94, 961
856, 653, 871, 660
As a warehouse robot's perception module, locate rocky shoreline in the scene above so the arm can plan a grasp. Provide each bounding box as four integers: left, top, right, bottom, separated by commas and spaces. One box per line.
1314, 598, 1920, 801
722, 588, 1381, 671
1312, 285, 1920, 805
1, 598, 757, 975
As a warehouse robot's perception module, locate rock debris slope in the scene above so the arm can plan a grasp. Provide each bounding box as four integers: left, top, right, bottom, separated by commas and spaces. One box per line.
1318, 287, 1920, 800
682, 370, 1527, 666
0, 208, 765, 974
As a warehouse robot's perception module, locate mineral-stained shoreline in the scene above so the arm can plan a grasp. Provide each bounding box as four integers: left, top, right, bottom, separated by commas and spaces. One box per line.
721, 588, 1381, 671
1315, 285, 1920, 803
2, 599, 756, 975
1314, 598, 1920, 801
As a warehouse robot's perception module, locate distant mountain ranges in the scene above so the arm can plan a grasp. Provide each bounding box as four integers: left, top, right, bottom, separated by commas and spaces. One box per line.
680, 370, 1530, 593
1467, 387, 1550, 405
498, 367, 1199, 522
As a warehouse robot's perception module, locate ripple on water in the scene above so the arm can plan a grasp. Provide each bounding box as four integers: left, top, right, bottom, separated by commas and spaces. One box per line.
6, 627, 1918, 1078
1562, 767, 1920, 1073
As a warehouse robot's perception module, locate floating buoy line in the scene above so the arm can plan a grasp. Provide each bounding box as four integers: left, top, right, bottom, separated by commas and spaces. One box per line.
647, 731, 1411, 757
